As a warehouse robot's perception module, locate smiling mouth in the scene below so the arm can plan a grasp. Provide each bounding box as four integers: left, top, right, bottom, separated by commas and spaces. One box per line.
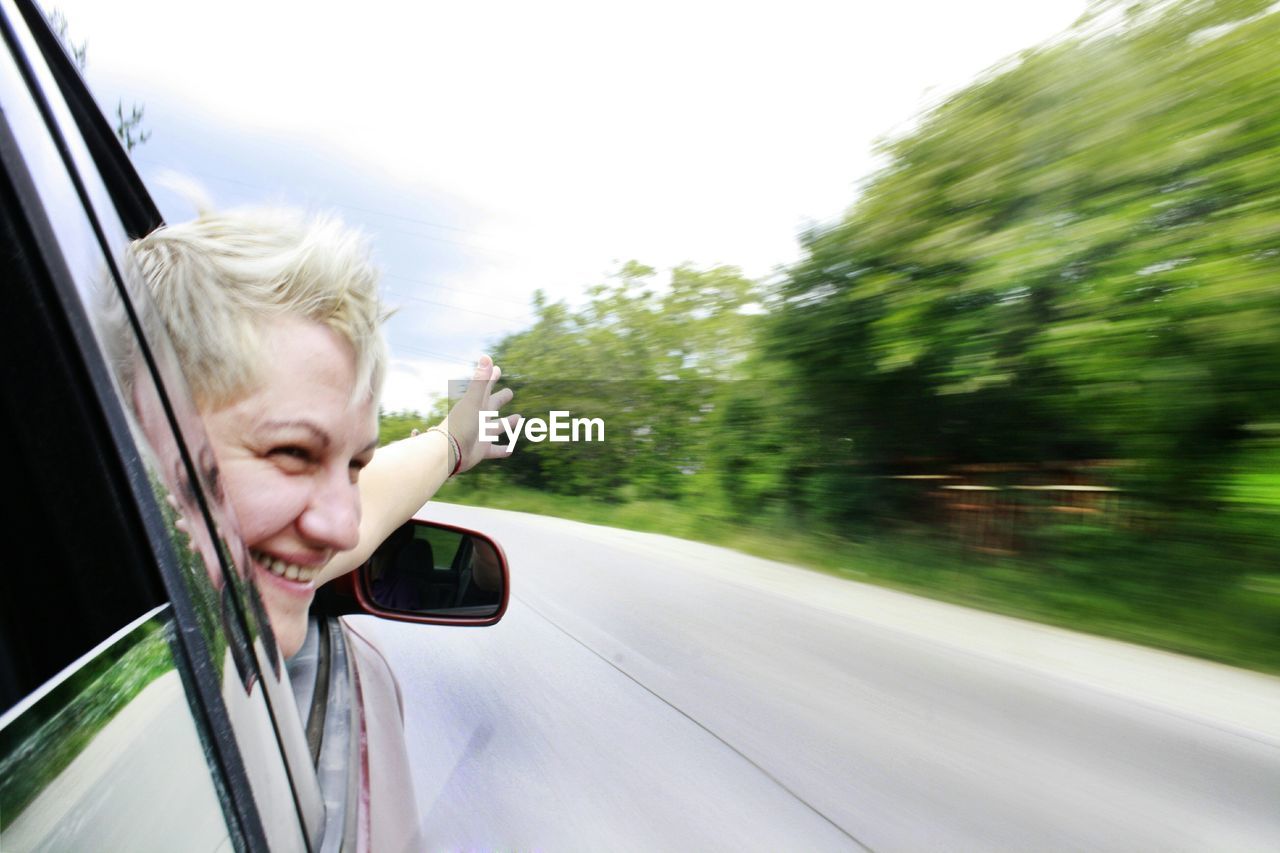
251, 549, 324, 584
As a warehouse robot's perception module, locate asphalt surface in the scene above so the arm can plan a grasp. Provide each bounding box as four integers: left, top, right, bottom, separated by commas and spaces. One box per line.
353, 503, 1280, 852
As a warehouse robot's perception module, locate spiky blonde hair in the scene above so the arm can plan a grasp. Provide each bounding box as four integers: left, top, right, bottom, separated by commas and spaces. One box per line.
130, 206, 388, 409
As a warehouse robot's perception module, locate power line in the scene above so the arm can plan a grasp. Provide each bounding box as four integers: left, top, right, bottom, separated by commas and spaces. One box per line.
391, 343, 484, 367
135, 157, 522, 258
382, 271, 533, 309
136, 158, 549, 323
318, 200, 477, 236
137, 158, 565, 316
134, 159, 661, 320
383, 288, 534, 323
135, 156, 470, 233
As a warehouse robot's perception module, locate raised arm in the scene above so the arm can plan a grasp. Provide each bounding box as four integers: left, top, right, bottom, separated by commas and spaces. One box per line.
318, 355, 518, 582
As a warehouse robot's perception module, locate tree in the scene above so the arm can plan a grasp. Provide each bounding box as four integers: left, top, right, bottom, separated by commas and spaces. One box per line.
766, 0, 1280, 518
44, 6, 151, 154
43, 8, 84, 69
490, 263, 764, 500
114, 101, 151, 153
377, 408, 431, 446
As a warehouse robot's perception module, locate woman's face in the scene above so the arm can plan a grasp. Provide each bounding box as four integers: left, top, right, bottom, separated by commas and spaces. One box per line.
202, 317, 378, 657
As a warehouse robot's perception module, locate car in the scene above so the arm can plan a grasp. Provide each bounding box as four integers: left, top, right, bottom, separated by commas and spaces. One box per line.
0, 1, 508, 849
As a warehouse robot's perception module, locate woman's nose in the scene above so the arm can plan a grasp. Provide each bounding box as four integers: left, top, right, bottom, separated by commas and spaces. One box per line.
299, 471, 361, 552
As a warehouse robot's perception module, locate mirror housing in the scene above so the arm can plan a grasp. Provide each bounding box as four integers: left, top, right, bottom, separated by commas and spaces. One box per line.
313, 520, 509, 626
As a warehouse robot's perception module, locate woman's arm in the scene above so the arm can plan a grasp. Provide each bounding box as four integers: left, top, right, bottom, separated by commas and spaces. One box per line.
318, 355, 517, 582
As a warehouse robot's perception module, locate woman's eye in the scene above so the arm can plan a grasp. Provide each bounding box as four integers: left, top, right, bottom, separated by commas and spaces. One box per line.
173, 461, 198, 504
206, 463, 224, 502
198, 446, 224, 502
270, 446, 314, 467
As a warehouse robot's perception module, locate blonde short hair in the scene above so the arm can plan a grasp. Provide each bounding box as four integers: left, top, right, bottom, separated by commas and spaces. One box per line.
130, 206, 388, 409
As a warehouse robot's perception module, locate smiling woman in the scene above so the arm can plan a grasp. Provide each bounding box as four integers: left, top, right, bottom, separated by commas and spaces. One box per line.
130, 205, 517, 655
201, 317, 378, 655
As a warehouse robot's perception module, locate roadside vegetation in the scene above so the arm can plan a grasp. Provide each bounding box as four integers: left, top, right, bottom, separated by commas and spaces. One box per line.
385, 0, 1280, 674
434, 482, 1280, 674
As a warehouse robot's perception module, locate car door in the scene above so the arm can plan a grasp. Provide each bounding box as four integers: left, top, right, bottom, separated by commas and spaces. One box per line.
0, 1, 317, 848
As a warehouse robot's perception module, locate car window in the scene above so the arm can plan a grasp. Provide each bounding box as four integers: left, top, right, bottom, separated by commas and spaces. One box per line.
0, 80, 243, 850
5, 14, 329, 844
23, 3, 332, 842
0, 0, 163, 715
0, 3, 310, 848
0, 610, 233, 850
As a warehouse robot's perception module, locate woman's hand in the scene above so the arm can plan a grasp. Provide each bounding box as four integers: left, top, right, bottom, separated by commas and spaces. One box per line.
318, 355, 519, 583
443, 354, 519, 474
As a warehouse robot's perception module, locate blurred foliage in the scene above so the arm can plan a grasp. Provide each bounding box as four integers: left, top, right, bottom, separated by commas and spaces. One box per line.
483, 262, 763, 501
390, 0, 1280, 667
440, 482, 1280, 671
0, 618, 173, 825
378, 408, 433, 446
769, 0, 1280, 516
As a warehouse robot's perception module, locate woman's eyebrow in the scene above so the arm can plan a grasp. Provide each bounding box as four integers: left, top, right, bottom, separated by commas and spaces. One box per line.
259, 420, 331, 449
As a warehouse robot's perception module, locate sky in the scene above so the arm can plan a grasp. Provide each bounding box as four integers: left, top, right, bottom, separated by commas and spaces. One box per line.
49, 0, 1086, 411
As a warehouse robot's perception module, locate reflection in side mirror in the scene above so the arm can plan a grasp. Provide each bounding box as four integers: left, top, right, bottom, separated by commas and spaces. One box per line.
357, 520, 508, 625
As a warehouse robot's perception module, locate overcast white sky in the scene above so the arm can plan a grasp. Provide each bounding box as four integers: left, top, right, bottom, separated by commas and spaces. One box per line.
50, 0, 1085, 411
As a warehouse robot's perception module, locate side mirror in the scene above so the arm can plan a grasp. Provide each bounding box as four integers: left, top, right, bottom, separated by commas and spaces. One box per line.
314, 520, 509, 625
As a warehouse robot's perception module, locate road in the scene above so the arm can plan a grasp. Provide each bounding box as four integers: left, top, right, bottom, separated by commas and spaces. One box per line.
353, 503, 1280, 851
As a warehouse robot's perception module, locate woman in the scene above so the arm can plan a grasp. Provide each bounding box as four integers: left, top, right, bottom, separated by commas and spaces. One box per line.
130, 204, 516, 657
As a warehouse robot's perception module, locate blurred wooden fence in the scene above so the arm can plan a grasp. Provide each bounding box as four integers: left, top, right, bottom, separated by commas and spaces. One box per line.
888, 462, 1125, 553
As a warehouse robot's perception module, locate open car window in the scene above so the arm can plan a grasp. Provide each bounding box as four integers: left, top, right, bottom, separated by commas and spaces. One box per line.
0, 1, 313, 848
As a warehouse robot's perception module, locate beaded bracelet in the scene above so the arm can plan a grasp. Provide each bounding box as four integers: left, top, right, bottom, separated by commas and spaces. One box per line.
425, 426, 463, 477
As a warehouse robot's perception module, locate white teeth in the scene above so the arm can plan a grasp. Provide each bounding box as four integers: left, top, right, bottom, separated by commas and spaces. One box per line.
252, 551, 319, 584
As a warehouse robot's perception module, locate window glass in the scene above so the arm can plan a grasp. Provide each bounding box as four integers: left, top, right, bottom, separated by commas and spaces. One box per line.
0, 610, 233, 850
418, 525, 465, 569
4, 7, 327, 841
0, 13, 161, 712
0, 7, 309, 848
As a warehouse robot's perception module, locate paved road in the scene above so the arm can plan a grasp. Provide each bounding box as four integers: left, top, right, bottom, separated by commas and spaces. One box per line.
353, 503, 1280, 851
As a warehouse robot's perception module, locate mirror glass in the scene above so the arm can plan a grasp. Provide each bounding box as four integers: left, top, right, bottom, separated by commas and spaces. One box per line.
365, 522, 504, 617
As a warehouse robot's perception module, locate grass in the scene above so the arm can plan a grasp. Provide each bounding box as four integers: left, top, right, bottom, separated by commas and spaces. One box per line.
438, 481, 1280, 674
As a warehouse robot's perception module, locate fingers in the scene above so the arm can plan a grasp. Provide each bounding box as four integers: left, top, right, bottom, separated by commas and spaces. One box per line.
454, 355, 516, 470
484, 414, 522, 459
173, 515, 198, 552
490, 386, 514, 410
461, 355, 512, 413
464, 354, 494, 403
486, 363, 502, 398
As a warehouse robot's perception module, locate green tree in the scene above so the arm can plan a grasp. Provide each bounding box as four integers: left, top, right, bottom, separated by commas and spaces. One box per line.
491, 262, 763, 500
114, 101, 151, 153
44, 6, 151, 153
767, 0, 1280, 520
377, 408, 431, 446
